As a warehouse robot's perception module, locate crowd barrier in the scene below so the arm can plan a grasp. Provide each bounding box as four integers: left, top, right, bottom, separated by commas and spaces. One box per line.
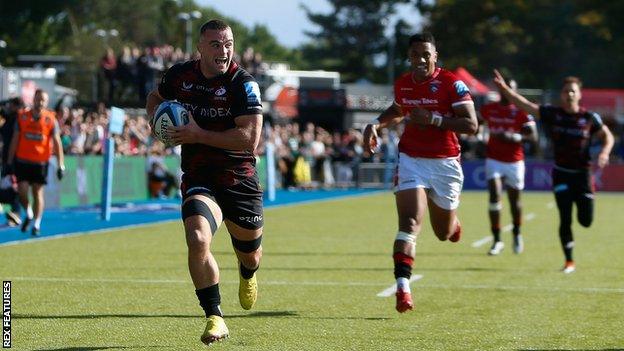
44, 155, 268, 209
461, 160, 624, 191
43, 156, 621, 209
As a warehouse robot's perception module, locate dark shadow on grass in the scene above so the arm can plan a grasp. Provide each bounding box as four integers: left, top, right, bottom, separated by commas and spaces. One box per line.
36, 348, 129, 351
415, 267, 512, 272
226, 312, 386, 321
16, 313, 198, 319
306, 316, 388, 321
36, 347, 165, 351
249, 267, 389, 272
213, 251, 388, 257
415, 252, 491, 257
16, 311, 298, 320
225, 311, 299, 318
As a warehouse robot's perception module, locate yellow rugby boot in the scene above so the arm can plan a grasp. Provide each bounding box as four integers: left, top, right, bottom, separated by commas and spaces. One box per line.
239, 273, 258, 310
200, 315, 229, 345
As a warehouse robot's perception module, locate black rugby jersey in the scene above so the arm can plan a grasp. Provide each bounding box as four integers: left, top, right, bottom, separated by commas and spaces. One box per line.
539, 105, 603, 170
158, 61, 263, 186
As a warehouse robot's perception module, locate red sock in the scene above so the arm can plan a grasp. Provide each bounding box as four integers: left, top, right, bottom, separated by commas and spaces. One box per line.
393, 252, 413, 279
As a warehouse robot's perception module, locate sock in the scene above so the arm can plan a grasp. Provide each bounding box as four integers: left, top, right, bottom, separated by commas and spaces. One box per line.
491, 226, 501, 242
34, 217, 42, 229
393, 252, 413, 281
563, 241, 574, 262
512, 224, 521, 236
396, 277, 410, 293
195, 284, 222, 317
239, 262, 258, 279
26, 206, 33, 219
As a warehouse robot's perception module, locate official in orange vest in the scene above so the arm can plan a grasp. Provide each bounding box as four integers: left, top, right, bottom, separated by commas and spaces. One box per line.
7, 89, 65, 236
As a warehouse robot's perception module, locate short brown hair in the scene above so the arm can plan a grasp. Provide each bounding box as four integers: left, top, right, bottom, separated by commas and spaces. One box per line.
563, 76, 583, 89
200, 19, 230, 34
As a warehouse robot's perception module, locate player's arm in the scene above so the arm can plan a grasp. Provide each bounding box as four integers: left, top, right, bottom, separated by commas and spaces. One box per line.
52, 119, 65, 179
594, 124, 614, 168
146, 89, 166, 119
492, 121, 538, 144
147, 64, 179, 119
520, 122, 538, 143
410, 102, 478, 134
493, 69, 540, 119
169, 113, 262, 151
363, 103, 404, 154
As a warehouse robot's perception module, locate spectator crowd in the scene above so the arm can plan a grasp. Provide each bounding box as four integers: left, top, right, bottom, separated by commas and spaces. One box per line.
98, 45, 268, 106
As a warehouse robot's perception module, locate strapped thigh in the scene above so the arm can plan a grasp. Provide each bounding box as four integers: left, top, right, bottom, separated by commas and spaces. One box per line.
182, 198, 218, 235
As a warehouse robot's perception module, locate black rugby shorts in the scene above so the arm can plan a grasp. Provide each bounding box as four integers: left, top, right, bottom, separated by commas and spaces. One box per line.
181, 173, 263, 230
15, 160, 49, 185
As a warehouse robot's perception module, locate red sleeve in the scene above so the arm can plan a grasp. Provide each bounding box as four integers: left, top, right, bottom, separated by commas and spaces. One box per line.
445, 72, 473, 106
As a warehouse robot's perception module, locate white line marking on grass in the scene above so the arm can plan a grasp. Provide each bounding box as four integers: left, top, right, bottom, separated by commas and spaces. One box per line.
376, 275, 424, 297
547, 201, 555, 209
11, 276, 624, 294
10, 276, 387, 287
12, 276, 188, 284
471, 236, 493, 248
471, 212, 536, 248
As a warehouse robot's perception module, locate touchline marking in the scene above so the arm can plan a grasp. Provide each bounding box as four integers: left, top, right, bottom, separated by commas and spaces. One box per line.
9, 276, 623, 293
376, 275, 424, 297
0, 191, 385, 247
471, 212, 536, 248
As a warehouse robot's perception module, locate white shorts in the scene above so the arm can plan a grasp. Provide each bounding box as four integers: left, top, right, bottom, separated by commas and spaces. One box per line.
395, 153, 463, 210
485, 158, 525, 190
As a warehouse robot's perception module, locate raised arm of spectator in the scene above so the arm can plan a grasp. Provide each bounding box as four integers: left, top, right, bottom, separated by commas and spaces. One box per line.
363, 103, 404, 154
493, 69, 540, 119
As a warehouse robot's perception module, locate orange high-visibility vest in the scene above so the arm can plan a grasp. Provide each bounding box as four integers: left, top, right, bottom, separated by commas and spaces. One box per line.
15, 108, 57, 163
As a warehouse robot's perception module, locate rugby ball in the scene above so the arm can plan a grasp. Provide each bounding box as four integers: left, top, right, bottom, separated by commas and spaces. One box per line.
151, 101, 189, 146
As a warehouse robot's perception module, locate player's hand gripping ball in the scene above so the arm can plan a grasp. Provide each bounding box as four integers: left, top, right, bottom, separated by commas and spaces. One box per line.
151, 101, 189, 146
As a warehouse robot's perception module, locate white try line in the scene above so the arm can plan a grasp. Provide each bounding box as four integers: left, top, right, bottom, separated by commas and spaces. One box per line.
9, 276, 624, 294
376, 274, 424, 297
471, 212, 536, 248
9, 276, 388, 287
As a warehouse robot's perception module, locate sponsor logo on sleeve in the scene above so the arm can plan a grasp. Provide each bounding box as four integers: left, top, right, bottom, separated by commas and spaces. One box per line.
244, 81, 262, 105
453, 80, 470, 97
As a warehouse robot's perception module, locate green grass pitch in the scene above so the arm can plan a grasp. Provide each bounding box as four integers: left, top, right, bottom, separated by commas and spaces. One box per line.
2, 191, 623, 350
